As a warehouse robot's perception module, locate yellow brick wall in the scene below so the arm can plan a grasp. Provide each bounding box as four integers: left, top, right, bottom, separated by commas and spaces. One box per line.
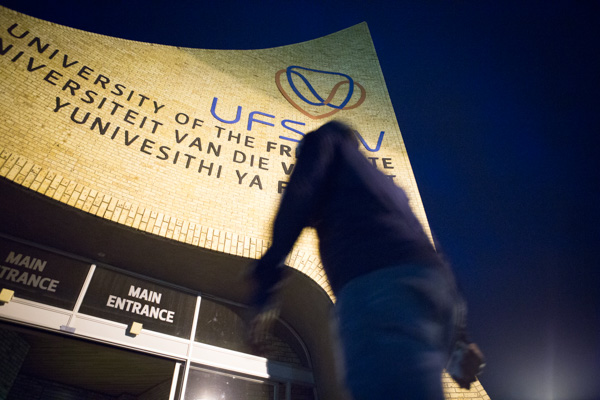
0, 6, 428, 293
0, 7, 488, 398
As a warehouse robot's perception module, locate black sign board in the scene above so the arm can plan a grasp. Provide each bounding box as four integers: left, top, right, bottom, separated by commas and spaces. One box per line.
79, 267, 197, 338
0, 237, 91, 310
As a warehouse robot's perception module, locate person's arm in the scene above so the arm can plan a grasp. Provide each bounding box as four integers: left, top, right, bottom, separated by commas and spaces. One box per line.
251, 131, 336, 308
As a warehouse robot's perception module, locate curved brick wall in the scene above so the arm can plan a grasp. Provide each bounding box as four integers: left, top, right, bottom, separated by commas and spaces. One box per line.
0, 6, 428, 295
0, 7, 489, 398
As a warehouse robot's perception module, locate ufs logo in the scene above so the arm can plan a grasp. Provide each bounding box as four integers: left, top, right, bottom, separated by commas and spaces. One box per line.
275, 66, 366, 119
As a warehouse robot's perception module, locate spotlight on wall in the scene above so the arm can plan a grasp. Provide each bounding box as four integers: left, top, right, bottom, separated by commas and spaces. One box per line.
0, 288, 14, 304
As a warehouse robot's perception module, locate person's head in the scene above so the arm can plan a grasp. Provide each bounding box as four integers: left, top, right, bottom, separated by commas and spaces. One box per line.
316, 120, 358, 147
295, 120, 358, 158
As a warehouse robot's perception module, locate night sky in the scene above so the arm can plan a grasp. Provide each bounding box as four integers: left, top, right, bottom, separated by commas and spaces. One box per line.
1, 2, 599, 399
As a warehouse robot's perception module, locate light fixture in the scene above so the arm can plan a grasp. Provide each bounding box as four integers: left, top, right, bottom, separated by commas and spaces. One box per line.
0, 288, 14, 304
128, 321, 143, 336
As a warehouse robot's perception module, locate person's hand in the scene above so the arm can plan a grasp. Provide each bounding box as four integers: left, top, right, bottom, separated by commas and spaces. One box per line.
447, 341, 485, 389
248, 302, 280, 351
461, 343, 485, 377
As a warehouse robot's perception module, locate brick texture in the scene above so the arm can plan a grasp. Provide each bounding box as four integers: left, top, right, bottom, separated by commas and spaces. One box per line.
0, 6, 431, 295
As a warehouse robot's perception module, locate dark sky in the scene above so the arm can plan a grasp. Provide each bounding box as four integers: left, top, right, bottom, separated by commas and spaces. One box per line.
2, 2, 599, 399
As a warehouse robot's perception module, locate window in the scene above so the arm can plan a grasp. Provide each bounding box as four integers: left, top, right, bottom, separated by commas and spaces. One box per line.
185, 366, 275, 400
195, 297, 311, 369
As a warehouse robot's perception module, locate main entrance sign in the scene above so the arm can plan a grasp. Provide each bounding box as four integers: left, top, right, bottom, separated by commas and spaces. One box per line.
0, 237, 90, 309
79, 266, 197, 338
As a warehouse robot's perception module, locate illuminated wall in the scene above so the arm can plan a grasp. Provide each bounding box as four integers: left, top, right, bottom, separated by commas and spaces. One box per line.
0, 6, 489, 399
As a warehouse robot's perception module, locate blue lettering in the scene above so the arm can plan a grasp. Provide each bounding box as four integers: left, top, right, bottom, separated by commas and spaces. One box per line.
247, 111, 275, 131
279, 119, 306, 143
355, 130, 385, 152
206, 101, 385, 153
211, 97, 241, 124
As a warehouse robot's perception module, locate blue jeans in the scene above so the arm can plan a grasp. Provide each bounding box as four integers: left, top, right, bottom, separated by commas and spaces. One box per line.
333, 264, 458, 400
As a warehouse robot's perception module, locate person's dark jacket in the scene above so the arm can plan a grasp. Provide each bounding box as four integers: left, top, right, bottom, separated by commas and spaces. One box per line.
252, 121, 443, 308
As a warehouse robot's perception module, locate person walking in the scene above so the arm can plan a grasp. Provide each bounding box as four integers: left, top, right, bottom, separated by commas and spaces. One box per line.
249, 120, 481, 399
